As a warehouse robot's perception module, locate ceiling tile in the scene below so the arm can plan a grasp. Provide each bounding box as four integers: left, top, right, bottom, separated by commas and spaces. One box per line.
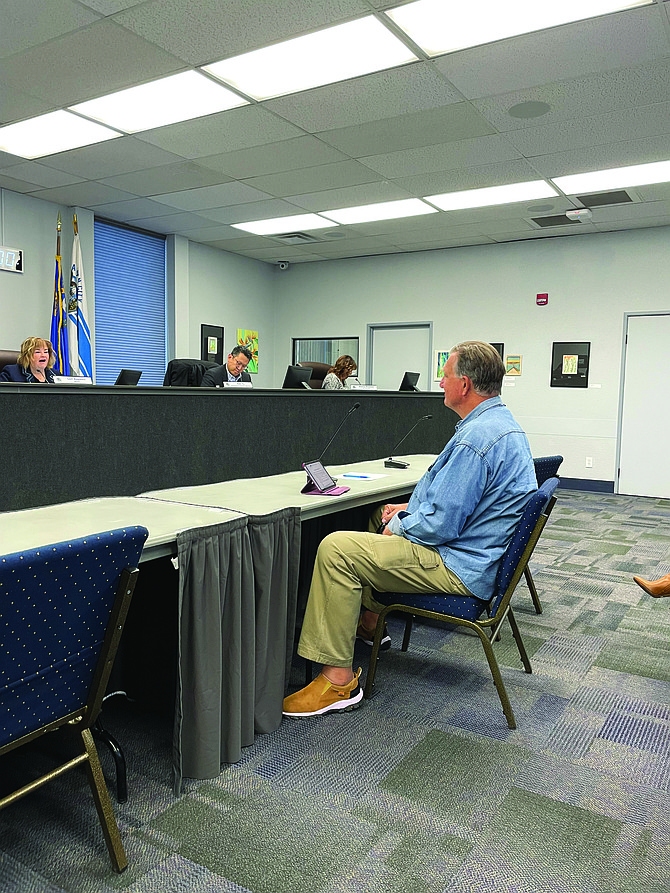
197, 136, 347, 179
86, 197, 185, 220
151, 181, 271, 210
0, 173, 42, 193
79, 1, 144, 12
531, 134, 670, 178
595, 218, 670, 233
591, 199, 670, 223
40, 138, 184, 180
0, 0, 101, 59
0, 162, 84, 188
396, 236, 496, 251
98, 161, 233, 196
241, 160, 382, 197
28, 182, 139, 205
360, 135, 522, 179
129, 211, 224, 232
391, 159, 544, 197
135, 105, 305, 158
175, 224, 242, 241
474, 58, 670, 133
0, 20, 186, 106
284, 181, 413, 211
317, 104, 494, 157
265, 62, 462, 132
636, 183, 670, 202
434, 6, 670, 99
202, 198, 307, 224
0, 82, 58, 125
113, 0, 369, 65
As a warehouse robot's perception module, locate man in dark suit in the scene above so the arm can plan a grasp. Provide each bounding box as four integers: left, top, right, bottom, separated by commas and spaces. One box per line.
200, 346, 253, 386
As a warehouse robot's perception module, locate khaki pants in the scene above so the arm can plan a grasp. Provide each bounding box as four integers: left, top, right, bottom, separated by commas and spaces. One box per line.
297, 507, 470, 667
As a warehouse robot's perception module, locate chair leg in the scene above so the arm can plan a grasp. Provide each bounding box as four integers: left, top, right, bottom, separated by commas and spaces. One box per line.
475, 629, 516, 730
507, 608, 532, 674
401, 615, 413, 652
81, 728, 128, 873
363, 607, 392, 699
524, 566, 543, 614
92, 718, 127, 804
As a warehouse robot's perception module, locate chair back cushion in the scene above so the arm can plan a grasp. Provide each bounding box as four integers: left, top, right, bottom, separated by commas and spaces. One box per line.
164, 358, 218, 387
0, 349, 20, 373
297, 362, 331, 389
0, 526, 147, 748
533, 455, 563, 486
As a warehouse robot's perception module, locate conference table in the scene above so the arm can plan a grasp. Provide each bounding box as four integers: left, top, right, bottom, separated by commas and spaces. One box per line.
0, 455, 435, 791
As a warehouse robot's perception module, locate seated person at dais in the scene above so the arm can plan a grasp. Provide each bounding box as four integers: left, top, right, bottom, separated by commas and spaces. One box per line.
322, 355, 357, 390
0, 337, 56, 383
282, 341, 537, 719
200, 346, 253, 387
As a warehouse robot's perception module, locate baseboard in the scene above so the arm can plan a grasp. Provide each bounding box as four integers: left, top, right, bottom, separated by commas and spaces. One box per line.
559, 478, 614, 493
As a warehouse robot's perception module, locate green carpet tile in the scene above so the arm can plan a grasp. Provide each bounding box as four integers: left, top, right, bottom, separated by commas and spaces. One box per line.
2, 488, 670, 893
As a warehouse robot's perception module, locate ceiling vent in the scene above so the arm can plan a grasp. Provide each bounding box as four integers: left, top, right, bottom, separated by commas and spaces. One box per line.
269, 232, 320, 245
531, 214, 584, 228
575, 190, 633, 207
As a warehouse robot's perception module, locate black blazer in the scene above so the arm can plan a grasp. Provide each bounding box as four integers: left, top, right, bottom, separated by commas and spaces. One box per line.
0, 363, 55, 383
200, 365, 252, 387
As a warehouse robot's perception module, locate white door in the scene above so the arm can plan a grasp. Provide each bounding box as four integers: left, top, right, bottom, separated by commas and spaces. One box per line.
368, 324, 432, 391
618, 313, 670, 497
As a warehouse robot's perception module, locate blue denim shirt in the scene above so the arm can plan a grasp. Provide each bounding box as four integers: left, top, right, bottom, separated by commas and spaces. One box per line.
387, 396, 536, 600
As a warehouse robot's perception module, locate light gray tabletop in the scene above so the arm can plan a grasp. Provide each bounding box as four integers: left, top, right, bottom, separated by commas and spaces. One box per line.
139, 454, 436, 520
0, 497, 243, 560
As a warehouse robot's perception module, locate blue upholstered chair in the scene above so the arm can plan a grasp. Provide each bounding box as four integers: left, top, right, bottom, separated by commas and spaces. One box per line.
363, 479, 559, 730
523, 455, 563, 613
0, 526, 148, 873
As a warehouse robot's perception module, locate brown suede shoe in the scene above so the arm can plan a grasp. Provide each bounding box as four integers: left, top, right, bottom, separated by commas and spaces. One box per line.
633, 573, 670, 598
282, 668, 363, 718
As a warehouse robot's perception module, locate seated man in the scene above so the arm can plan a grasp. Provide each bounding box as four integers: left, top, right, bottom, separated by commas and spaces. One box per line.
200, 346, 253, 386
283, 340, 537, 718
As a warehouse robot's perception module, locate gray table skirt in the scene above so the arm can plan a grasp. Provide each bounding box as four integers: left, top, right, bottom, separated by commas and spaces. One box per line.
174, 507, 300, 793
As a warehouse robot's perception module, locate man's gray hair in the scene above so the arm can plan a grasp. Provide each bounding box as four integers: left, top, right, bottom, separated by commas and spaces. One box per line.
450, 341, 505, 397
231, 345, 253, 361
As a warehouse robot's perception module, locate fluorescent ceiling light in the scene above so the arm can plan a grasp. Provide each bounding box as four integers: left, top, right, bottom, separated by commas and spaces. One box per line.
552, 160, 670, 194
321, 199, 437, 225
387, 0, 651, 57
426, 181, 559, 211
0, 110, 120, 159
232, 214, 334, 235
202, 16, 417, 100
70, 72, 247, 133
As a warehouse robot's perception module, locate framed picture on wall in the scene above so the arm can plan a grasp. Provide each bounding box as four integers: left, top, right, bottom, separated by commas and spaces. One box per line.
434, 350, 449, 380
490, 343, 504, 360
201, 324, 223, 364
550, 341, 590, 388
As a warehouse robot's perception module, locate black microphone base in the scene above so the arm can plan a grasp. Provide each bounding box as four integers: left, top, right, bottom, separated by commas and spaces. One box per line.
384, 458, 410, 469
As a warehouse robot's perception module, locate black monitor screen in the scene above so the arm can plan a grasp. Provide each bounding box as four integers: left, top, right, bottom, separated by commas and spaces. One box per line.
399, 371, 420, 392
282, 364, 312, 389
114, 369, 142, 386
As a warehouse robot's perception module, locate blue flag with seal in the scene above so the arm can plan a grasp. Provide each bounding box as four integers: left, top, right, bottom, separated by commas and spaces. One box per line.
67, 213, 92, 378
50, 212, 69, 375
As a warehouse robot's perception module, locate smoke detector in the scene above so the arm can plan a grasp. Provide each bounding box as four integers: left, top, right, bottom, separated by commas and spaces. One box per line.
565, 208, 593, 222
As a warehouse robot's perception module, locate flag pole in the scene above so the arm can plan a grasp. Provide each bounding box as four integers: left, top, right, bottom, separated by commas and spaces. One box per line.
50, 212, 69, 375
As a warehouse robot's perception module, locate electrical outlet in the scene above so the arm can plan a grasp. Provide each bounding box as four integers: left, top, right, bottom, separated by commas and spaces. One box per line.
585, 457, 593, 468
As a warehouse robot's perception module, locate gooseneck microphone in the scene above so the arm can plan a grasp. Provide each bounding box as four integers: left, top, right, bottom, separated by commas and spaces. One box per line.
384, 414, 432, 468
317, 402, 361, 463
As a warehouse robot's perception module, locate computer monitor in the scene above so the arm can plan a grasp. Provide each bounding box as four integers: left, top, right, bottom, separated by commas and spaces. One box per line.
282, 364, 312, 389
399, 371, 420, 392
114, 369, 142, 386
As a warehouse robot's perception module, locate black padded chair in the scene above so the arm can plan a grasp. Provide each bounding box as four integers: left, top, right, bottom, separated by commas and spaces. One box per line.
163, 358, 218, 387
0, 526, 148, 873
523, 455, 563, 613
297, 361, 331, 389
0, 349, 20, 373
363, 478, 559, 730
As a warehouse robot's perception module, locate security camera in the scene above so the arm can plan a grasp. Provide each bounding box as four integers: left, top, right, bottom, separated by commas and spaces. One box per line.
277, 261, 289, 270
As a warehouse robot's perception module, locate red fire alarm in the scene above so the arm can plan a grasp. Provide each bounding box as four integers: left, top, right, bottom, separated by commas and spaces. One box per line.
536, 293, 548, 305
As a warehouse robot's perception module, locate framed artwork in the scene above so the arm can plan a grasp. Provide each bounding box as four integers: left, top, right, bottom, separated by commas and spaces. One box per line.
506, 355, 522, 375
200, 324, 223, 364
434, 350, 449, 380
237, 328, 259, 374
490, 342, 504, 360
550, 341, 590, 388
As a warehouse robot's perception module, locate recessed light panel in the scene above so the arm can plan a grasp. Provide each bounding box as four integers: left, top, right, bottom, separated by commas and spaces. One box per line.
203, 17, 417, 101
387, 0, 652, 57
70, 72, 247, 133
552, 160, 670, 194
232, 214, 334, 235
0, 110, 120, 159
321, 199, 437, 224
426, 181, 558, 211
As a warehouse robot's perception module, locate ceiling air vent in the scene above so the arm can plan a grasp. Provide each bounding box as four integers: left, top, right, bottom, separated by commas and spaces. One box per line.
575, 190, 633, 207
531, 214, 583, 228
269, 232, 320, 245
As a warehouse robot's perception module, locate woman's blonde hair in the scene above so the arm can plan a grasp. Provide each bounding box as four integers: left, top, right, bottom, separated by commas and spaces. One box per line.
327, 354, 357, 381
18, 337, 55, 371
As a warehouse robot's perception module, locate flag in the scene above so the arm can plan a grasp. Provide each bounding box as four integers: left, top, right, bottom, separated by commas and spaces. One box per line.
50, 212, 69, 375
68, 214, 92, 378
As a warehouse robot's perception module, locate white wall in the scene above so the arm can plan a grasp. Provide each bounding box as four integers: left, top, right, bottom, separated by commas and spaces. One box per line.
272, 227, 670, 483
